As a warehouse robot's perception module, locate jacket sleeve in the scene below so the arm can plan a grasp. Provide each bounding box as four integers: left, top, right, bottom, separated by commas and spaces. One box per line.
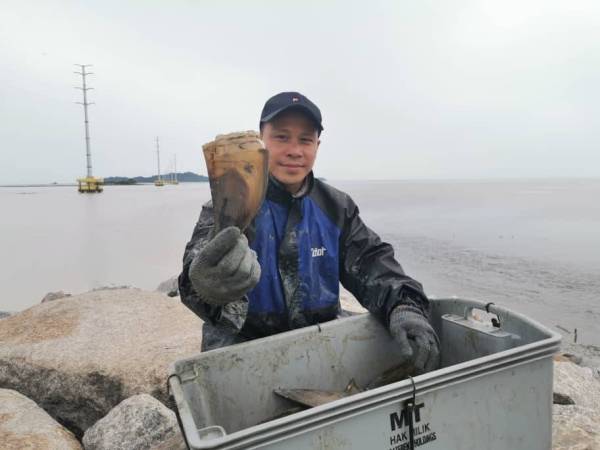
178, 201, 222, 324
338, 198, 430, 325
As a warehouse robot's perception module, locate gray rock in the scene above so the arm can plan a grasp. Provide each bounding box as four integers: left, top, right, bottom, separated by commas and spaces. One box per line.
554, 352, 583, 366
0, 288, 203, 437
92, 284, 133, 291
553, 405, 600, 449
553, 392, 575, 405
41, 290, 72, 303
148, 432, 188, 450
0, 311, 12, 319
554, 361, 600, 409
156, 276, 179, 297
561, 341, 600, 369
552, 361, 600, 449
82, 394, 184, 450
0, 388, 82, 450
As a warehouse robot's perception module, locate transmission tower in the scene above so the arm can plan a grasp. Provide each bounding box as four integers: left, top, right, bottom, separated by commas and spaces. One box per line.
74, 64, 103, 192
155, 137, 164, 186
174, 154, 178, 184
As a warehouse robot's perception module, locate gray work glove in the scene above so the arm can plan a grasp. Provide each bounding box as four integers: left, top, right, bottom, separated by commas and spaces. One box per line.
189, 226, 261, 306
389, 306, 440, 374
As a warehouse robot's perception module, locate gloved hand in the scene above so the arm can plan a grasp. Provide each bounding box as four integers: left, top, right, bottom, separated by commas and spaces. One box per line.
189, 226, 261, 305
389, 306, 440, 374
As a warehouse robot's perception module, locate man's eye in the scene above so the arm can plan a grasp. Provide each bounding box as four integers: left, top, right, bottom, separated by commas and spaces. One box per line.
301, 138, 314, 144
275, 135, 287, 141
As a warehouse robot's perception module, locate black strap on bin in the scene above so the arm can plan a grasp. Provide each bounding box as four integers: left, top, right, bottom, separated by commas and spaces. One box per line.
168, 373, 191, 450
403, 375, 417, 450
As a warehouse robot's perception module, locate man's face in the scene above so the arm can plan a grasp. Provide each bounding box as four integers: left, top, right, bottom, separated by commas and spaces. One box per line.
260, 111, 320, 193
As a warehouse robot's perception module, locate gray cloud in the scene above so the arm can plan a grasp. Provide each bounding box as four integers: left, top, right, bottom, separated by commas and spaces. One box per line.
1, 0, 599, 183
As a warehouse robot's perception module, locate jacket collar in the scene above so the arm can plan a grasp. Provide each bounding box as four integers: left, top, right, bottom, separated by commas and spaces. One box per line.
266, 172, 314, 204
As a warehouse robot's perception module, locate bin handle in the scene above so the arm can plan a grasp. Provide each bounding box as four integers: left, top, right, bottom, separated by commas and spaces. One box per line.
463, 303, 502, 328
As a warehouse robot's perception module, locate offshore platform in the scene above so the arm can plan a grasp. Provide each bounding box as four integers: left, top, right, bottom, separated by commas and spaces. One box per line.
74, 64, 103, 193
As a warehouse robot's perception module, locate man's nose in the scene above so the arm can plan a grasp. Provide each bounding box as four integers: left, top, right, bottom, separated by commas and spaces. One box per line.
286, 141, 302, 158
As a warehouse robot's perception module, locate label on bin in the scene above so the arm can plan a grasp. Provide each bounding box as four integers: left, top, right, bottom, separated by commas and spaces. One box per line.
387, 402, 437, 450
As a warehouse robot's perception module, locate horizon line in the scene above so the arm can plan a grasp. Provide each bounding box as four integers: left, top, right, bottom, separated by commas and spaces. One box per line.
2, 174, 600, 188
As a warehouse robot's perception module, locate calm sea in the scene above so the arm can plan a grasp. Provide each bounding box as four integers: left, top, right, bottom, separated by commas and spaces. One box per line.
1, 179, 599, 345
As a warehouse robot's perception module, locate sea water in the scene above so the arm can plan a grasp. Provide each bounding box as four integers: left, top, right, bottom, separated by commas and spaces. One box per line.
1, 179, 598, 345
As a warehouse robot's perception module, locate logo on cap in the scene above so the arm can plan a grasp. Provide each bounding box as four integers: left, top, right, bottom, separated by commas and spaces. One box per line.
292, 97, 299, 102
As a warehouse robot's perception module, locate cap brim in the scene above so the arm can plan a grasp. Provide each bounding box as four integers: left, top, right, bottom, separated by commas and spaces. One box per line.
260, 104, 323, 131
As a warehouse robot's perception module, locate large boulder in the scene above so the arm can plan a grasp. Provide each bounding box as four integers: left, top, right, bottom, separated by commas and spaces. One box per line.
82, 394, 184, 450
0, 388, 82, 450
0, 288, 203, 437
552, 361, 600, 449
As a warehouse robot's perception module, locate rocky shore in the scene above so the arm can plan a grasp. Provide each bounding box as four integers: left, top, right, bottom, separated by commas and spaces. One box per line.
0, 283, 599, 449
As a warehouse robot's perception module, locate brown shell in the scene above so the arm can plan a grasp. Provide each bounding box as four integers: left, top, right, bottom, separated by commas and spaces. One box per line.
202, 131, 269, 233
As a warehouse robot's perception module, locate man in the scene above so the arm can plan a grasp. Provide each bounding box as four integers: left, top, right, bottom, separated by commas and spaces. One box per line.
179, 92, 440, 374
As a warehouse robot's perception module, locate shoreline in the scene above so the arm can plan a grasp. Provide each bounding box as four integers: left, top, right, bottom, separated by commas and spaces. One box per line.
0, 182, 209, 188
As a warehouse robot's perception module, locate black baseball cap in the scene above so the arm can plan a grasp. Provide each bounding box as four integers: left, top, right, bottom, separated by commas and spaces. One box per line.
260, 91, 323, 133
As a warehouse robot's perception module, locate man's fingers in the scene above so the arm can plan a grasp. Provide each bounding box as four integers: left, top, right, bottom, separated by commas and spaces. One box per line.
412, 335, 431, 373
248, 257, 261, 286
201, 227, 241, 266
217, 238, 247, 276
394, 327, 414, 362
228, 254, 261, 291
389, 307, 441, 375
424, 338, 441, 372
189, 227, 261, 305
234, 248, 255, 279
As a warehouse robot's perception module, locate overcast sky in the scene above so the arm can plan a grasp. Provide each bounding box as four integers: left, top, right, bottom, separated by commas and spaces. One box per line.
1, 0, 599, 184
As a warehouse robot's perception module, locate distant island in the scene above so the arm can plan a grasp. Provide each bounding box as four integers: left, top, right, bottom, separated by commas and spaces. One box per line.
104, 172, 208, 185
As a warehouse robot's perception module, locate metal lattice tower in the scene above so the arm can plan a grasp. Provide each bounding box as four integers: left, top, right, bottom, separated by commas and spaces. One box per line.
74, 64, 94, 178
156, 137, 161, 181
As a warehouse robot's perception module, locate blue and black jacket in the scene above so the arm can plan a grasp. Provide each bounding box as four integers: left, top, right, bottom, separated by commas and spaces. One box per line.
179, 173, 428, 349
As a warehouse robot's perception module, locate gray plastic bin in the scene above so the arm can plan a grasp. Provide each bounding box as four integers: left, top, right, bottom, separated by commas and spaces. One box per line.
169, 298, 560, 450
